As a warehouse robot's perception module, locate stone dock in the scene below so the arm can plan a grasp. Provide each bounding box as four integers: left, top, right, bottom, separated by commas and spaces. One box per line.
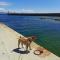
0, 23, 60, 60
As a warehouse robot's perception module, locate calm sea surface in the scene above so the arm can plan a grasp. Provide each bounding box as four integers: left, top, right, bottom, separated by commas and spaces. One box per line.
0, 14, 60, 56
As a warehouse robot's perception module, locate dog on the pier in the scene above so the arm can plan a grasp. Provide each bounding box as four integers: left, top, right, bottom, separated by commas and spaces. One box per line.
17, 36, 36, 51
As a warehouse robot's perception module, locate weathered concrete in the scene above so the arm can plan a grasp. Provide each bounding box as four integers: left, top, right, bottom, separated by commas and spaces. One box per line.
0, 23, 60, 60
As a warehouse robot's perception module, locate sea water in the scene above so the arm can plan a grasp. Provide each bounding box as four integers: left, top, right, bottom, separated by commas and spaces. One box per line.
0, 14, 60, 56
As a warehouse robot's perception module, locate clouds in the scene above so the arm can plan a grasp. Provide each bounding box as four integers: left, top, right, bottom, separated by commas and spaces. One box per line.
17, 9, 59, 13
19, 9, 60, 13
0, 8, 5, 10
0, 2, 11, 6
0, 7, 60, 13
17, 9, 35, 13
22, 9, 35, 13
0, 7, 8, 12
0, 1, 11, 12
0, 1, 60, 13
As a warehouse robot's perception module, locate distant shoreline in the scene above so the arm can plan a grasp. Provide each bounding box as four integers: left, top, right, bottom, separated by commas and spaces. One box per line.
7, 13, 60, 16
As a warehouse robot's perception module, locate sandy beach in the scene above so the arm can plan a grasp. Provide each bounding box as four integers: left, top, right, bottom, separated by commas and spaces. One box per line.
0, 23, 60, 60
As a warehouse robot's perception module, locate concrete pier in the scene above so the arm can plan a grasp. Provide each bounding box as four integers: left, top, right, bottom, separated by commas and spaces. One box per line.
0, 23, 60, 60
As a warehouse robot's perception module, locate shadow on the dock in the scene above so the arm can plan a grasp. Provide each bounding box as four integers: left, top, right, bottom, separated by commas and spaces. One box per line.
13, 48, 30, 54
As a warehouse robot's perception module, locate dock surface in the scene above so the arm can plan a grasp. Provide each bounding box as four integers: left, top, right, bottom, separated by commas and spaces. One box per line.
0, 23, 60, 60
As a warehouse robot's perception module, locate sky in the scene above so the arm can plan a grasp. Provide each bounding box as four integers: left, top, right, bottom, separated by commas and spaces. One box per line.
0, 0, 60, 13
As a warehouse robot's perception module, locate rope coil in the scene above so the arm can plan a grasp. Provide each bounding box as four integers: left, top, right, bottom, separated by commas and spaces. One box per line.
34, 50, 43, 55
